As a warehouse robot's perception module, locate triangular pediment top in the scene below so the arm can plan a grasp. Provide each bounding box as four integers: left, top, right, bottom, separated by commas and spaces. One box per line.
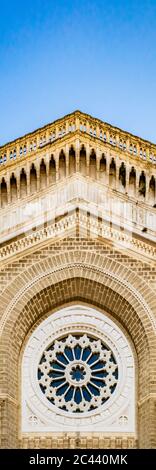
0, 204, 155, 266
1, 109, 156, 151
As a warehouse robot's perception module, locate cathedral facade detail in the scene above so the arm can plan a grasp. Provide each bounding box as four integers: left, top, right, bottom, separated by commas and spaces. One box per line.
22, 306, 135, 434
0, 111, 156, 449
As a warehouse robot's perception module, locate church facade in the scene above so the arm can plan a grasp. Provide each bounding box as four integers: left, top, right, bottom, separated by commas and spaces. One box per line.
0, 111, 156, 449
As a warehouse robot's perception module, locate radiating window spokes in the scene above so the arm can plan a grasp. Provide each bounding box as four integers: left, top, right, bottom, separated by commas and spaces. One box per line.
38, 334, 118, 413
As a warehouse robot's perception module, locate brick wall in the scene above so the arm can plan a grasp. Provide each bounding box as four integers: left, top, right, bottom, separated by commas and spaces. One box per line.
0, 235, 156, 448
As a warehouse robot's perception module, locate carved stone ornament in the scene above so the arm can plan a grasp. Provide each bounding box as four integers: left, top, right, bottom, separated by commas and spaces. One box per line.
22, 305, 136, 433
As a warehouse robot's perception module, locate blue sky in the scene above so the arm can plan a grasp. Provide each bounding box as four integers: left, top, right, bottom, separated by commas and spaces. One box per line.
0, 0, 156, 145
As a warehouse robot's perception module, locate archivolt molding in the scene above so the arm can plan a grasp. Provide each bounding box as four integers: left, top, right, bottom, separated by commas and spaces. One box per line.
0, 252, 156, 335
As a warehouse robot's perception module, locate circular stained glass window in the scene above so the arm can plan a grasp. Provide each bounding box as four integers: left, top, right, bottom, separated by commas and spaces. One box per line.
38, 334, 118, 413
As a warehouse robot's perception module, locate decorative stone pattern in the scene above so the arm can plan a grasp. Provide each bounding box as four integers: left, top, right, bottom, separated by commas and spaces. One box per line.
19, 434, 137, 449
0, 112, 156, 449
0, 203, 155, 263
38, 333, 118, 413
0, 110, 156, 169
22, 306, 135, 434
0, 112, 156, 246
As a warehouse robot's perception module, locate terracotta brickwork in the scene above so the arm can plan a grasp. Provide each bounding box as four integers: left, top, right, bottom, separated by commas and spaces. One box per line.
0, 112, 156, 448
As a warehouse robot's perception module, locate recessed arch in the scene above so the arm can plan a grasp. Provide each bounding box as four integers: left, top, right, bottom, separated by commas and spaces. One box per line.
149, 175, 155, 204
119, 162, 126, 191
139, 171, 146, 200
30, 163, 37, 194
40, 158, 47, 189
69, 146, 76, 175
109, 158, 116, 188
59, 150, 66, 179
49, 154, 56, 184
80, 145, 86, 176
99, 153, 106, 183
20, 168, 27, 198
0, 249, 155, 448
89, 149, 96, 179
129, 167, 136, 196
1, 177, 7, 207
10, 173, 17, 202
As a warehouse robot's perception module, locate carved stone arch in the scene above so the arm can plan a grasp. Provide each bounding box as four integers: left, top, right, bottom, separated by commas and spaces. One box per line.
80, 145, 86, 176
89, 149, 96, 179
20, 168, 27, 198
40, 158, 47, 189
69, 145, 76, 175
1, 251, 156, 332
99, 153, 106, 183
139, 170, 146, 200
10, 172, 17, 202
59, 149, 66, 179
49, 154, 56, 184
0, 176, 7, 208
0, 251, 156, 448
149, 175, 155, 204
129, 166, 136, 196
30, 163, 37, 194
109, 158, 116, 188
119, 161, 126, 191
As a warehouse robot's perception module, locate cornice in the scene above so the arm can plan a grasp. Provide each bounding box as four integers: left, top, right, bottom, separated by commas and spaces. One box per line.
1, 110, 156, 153
0, 206, 155, 268
0, 131, 156, 179
1, 131, 155, 175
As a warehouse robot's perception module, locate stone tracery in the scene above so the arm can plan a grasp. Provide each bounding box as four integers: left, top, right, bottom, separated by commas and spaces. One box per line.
0, 111, 155, 449
38, 334, 118, 413
22, 305, 135, 434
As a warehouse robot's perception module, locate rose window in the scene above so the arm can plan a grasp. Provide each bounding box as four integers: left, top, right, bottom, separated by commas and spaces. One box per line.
38, 334, 118, 412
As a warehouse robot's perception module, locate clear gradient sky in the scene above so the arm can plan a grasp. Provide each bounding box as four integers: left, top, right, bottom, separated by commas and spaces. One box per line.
0, 0, 156, 145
